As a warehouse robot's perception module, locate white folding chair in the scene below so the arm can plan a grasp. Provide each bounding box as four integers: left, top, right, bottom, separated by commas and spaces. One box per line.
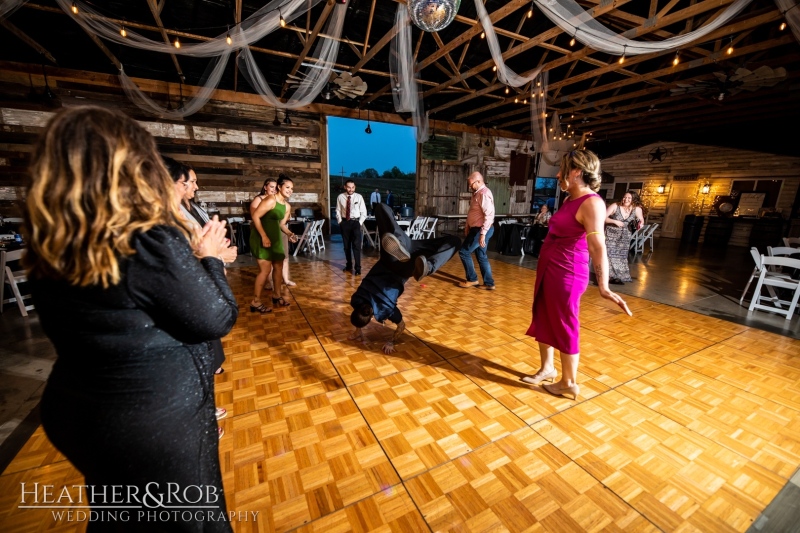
748, 255, 800, 319
293, 220, 320, 256
421, 217, 437, 239
783, 237, 800, 248
362, 221, 379, 251
307, 220, 325, 253
640, 223, 658, 253
1, 249, 34, 316
406, 217, 426, 240
740, 247, 793, 306
629, 225, 648, 254
768, 246, 800, 258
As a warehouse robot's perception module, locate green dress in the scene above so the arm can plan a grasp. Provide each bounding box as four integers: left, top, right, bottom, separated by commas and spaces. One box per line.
250, 200, 286, 261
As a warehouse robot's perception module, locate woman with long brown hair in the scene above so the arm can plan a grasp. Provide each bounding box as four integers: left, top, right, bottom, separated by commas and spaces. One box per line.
24, 107, 237, 531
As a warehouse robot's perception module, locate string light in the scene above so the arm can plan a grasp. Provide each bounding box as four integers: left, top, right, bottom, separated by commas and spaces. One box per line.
505, 87, 509, 94
226, 25, 232, 45
672, 52, 679, 66
570, 36, 576, 47
726, 37, 733, 55
523, 98, 527, 104
174, 37, 181, 49
780, 21, 786, 31
492, 65, 496, 72
514, 97, 518, 103
71, 2, 78, 14
618, 45, 626, 64
280, 11, 286, 28
536, 81, 540, 87
527, 1, 534, 19
120, 26, 127, 37
480, 31, 485, 39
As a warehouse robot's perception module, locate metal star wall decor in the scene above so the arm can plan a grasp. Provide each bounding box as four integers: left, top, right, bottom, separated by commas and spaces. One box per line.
648, 146, 667, 163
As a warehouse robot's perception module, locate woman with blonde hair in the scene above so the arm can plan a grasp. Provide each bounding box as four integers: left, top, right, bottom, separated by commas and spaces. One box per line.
522, 150, 631, 400
24, 107, 237, 531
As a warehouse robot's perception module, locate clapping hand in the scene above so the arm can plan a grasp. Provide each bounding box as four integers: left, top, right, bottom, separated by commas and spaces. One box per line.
198, 216, 228, 259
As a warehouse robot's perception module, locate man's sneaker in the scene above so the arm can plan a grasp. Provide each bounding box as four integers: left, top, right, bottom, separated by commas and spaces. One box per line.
382, 234, 411, 262
413, 256, 431, 282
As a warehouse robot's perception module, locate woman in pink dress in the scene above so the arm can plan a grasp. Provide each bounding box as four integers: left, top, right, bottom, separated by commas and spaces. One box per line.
523, 150, 632, 400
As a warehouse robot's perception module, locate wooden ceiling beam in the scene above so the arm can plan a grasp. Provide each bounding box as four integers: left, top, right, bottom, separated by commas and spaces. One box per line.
432, 32, 469, 90
350, 21, 398, 75
477, 9, 780, 127
234, 0, 242, 92
283, 0, 335, 95
0, 19, 57, 64
425, 0, 636, 101
145, 0, 184, 82
362, 0, 377, 57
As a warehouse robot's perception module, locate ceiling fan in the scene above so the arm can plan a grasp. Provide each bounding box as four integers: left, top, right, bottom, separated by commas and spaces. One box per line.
669, 66, 786, 101
285, 71, 367, 100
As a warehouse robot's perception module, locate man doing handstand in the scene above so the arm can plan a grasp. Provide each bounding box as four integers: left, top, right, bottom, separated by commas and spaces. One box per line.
349, 204, 461, 354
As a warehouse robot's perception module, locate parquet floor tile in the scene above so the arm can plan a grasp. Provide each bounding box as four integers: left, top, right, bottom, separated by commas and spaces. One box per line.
404, 427, 658, 533
349, 364, 527, 480
532, 390, 786, 532
618, 364, 800, 478
3, 257, 800, 533
447, 341, 611, 425
219, 388, 400, 532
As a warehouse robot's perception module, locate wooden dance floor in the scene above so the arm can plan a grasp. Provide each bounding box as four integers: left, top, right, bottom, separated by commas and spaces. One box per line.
2, 255, 799, 532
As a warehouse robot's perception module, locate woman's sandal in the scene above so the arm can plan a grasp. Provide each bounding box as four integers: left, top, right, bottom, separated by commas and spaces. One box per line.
214, 367, 224, 375
272, 297, 291, 307
250, 301, 272, 314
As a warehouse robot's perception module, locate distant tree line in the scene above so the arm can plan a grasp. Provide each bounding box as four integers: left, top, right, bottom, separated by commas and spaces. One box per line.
349, 166, 415, 182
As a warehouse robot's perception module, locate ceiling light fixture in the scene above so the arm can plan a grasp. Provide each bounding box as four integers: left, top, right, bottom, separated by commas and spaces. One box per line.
365, 108, 371, 134
272, 109, 281, 127
284, 111, 292, 125
657, 184, 666, 194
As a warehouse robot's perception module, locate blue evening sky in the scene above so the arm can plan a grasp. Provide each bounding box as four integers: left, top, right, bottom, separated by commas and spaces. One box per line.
327, 117, 416, 177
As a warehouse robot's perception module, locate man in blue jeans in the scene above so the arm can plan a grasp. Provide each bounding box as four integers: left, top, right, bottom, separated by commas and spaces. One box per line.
459, 171, 496, 290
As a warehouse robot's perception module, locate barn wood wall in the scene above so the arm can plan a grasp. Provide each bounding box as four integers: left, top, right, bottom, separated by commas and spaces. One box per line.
601, 142, 800, 242
0, 86, 327, 223
416, 130, 534, 232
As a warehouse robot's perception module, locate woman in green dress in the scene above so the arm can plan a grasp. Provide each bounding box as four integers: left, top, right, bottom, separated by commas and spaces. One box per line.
249, 178, 277, 313
250, 176, 299, 310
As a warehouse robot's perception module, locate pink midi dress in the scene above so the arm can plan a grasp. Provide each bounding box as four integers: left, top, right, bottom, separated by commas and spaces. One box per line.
526, 193, 599, 354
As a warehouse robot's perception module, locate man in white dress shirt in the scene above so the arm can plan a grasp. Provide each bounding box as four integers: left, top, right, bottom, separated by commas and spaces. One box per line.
369, 189, 381, 214
336, 180, 368, 275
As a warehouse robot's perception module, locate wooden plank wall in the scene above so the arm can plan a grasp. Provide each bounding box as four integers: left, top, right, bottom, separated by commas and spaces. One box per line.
416, 130, 535, 226
0, 86, 327, 223
601, 142, 800, 241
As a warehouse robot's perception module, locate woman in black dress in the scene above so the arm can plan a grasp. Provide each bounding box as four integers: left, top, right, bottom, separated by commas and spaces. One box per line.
23, 107, 238, 532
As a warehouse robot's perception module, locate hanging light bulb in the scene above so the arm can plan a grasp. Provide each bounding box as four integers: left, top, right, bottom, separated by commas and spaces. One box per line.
280, 10, 287, 28
514, 97, 518, 103
540, 91, 543, 96
618, 45, 626, 64
71, 2, 78, 14
505, 87, 509, 94
272, 110, 281, 127
284, 112, 292, 125
174, 37, 181, 49
672, 52, 679, 66
365, 108, 371, 134
780, 21, 787, 31
570, 36, 576, 47
226, 26, 232, 45
523, 98, 527, 104
527, 8, 533, 18
492, 65, 497, 72
726, 38, 734, 55
120, 26, 127, 37
480, 31, 485, 39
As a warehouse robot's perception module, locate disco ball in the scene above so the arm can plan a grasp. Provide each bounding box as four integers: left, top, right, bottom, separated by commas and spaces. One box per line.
409, 0, 461, 32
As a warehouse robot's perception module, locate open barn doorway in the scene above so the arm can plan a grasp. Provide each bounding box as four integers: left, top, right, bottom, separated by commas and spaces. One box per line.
326, 116, 416, 235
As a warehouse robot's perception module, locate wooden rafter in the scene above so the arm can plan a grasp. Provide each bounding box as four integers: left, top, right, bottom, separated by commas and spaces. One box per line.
450, 0, 755, 121
362, 0, 376, 57
234, 0, 242, 92
283, 0, 335, 93
146, 0, 184, 81
432, 32, 468, 90
0, 19, 57, 64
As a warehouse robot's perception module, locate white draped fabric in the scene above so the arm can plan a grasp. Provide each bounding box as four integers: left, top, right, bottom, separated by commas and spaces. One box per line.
390, 4, 429, 143
0, 0, 26, 21
775, 0, 800, 45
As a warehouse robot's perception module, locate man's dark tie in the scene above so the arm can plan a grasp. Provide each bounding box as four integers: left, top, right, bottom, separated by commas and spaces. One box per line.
345, 195, 351, 220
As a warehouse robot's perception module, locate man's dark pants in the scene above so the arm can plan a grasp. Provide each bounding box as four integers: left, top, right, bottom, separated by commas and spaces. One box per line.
341, 219, 362, 271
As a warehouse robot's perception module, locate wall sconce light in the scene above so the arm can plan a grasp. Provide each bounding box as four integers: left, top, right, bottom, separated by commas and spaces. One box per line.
701, 183, 710, 194
657, 184, 665, 194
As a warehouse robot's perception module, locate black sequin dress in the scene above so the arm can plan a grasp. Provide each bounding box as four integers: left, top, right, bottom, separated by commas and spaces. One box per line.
31, 226, 238, 532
